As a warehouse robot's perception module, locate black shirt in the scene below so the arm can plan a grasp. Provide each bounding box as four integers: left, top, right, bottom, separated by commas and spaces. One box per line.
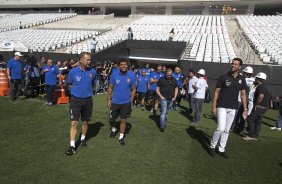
253, 83, 271, 108
216, 72, 247, 109
157, 76, 178, 100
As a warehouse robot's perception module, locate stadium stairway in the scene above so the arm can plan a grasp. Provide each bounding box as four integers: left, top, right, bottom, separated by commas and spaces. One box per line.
225, 17, 262, 65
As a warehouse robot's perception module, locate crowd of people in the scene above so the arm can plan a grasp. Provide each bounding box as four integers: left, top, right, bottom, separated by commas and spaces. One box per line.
2, 52, 281, 157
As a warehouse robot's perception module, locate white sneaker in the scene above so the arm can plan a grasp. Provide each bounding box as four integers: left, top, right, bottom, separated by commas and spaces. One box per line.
277, 128, 281, 131
270, 127, 277, 130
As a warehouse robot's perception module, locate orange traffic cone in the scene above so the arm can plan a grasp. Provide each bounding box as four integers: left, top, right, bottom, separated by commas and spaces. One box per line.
0, 68, 10, 96
54, 75, 69, 104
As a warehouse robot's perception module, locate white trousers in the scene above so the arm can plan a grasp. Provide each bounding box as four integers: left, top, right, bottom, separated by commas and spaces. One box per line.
248, 101, 254, 115
210, 108, 236, 152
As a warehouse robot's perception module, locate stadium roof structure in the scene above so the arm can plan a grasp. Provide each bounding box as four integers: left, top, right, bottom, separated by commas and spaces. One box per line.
0, 0, 282, 8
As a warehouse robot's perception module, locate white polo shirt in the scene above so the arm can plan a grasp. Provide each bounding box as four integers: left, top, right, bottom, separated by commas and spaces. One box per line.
194, 77, 208, 99
188, 76, 198, 94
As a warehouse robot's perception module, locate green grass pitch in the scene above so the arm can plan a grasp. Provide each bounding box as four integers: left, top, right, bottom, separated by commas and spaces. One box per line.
0, 95, 281, 184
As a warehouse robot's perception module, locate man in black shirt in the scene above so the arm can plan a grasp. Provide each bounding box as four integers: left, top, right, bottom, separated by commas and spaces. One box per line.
209, 58, 248, 159
156, 68, 178, 132
243, 72, 271, 141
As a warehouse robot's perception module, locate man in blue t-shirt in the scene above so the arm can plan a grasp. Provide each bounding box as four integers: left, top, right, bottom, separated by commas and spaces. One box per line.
172, 67, 186, 110
7, 52, 24, 102
136, 69, 150, 111
65, 52, 97, 155
148, 65, 164, 115
138, 63, 152, 78
41, 58, 61, 106
107, 59, 136, 146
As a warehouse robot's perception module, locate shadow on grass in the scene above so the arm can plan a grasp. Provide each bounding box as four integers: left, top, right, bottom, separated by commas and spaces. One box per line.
261, 120, 273, 127
179, 104, 189, 112
178, 104, 193, 121
75, 122, 104, 147
263, 115, 277, 122
203, 113, 217, 123
149, 114, 160, 129
186, 126, 211, 155
86, 122, 104, 141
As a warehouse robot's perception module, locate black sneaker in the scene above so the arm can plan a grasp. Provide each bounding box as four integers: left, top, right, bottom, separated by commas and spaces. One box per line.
119, 138, 126, 146
153, 110, 157, 116
65, 146, 76, 155
217, 150, 228, 159
209, 148, 216, 157
160, 128, 165, 132
80, 140, 87, 147
110, 131, 116, 138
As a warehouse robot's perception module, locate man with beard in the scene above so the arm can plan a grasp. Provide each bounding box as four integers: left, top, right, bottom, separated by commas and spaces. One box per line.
209, 58, 248, 159
107, 59, 136, 146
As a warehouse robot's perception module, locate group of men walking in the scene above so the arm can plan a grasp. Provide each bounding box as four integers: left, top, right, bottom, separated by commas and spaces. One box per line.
6, 51, 272, 158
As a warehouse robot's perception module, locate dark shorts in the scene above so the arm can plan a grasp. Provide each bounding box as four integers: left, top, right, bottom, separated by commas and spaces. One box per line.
70, 96, 93, 121
109, 102, 131, 121
147, 90, 159, 100
137, 92, 146, 100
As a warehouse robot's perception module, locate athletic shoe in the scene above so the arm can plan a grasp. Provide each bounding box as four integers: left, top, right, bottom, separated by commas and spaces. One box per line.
270, 127, 277, 130
160, 127, 165, 132
150, 108, 154, 113
141, 106, 145, 111
110, 131, 116, 138
209, 148, 216, 157
65, 146, 76, 155
48, 102, 52, 106
242, 136, 258, 141
217, 150, 228, 159
119, 138, 126, 146
278, 128, 281, 131
80, 140, 87, 147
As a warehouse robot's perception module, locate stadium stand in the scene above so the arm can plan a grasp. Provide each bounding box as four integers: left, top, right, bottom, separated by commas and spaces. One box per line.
0, 29, 99, 52
236, 15, 282, 65
0, 13, 76, 32
66, 15, 237, 62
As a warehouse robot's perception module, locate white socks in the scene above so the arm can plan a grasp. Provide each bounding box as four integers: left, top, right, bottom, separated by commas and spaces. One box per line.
70, 141, 75, 147
81, 135, 86, 141
111, 127, 117, 132
119, 133, 124, 140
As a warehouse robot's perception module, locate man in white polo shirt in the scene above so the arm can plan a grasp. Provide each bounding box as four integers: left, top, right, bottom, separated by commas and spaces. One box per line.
191, 69, 208, 123
187, 69, 198, 114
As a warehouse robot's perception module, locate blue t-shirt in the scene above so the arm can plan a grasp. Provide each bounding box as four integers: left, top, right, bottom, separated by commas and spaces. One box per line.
137, 75, 149, 93
7, 58, 23, 79
111, 67, 119, 75
110, 70, 136, 104
43, 65, 60, 85
67, 66, 97, 98
149, 71, 164, 91
138, 68, 152, 78
172, 72, 184, 88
